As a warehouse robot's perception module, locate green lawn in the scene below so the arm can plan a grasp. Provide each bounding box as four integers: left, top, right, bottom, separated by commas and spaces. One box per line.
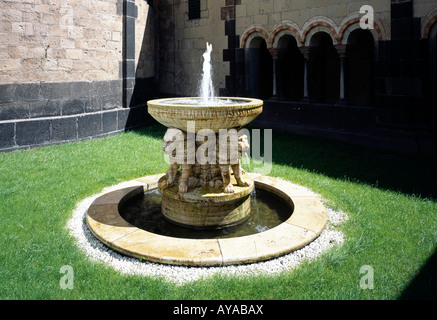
0, 125, 436, 300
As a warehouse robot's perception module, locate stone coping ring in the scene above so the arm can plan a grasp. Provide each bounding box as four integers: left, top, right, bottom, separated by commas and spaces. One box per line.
86, 173, 327, 267
147, 97, 263, 133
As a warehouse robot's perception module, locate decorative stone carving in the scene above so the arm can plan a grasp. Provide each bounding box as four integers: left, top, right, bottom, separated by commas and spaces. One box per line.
161, 127, 250, 194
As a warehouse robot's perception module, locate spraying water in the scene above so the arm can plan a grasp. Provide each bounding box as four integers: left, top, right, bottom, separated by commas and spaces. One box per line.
200, 42, 214, 104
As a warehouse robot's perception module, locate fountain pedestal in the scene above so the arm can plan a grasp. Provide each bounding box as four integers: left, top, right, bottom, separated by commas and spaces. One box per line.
158, 173, 254, 229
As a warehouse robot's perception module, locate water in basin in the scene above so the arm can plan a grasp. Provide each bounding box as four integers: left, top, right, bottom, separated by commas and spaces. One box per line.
119, 188, 292, 239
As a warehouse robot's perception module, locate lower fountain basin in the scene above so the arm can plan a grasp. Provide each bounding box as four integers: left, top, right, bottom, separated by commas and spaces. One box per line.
86, 173, 327, 266
147, 97, 263, 133
119, 187, 292, 239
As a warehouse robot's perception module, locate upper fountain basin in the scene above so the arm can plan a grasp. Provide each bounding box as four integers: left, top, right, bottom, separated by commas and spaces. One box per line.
147, 97, 263, 133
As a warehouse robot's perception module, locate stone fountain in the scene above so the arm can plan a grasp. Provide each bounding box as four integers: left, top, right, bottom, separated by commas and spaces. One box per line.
147, 43, 263, 229
85, 43, 327, 266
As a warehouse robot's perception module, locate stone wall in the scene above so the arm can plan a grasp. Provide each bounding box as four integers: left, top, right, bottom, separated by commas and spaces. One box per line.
0, 0, 123, 83
157, 0, 228, 97
0, 0, 155, 151
235, 0, 391, 39
161, 0, 436, 154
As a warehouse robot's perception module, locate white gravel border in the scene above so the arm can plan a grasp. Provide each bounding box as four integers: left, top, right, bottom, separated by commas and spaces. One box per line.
66, 179, 348, 286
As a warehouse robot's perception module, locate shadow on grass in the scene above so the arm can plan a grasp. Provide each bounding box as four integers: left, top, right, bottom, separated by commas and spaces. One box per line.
399, 248, 437, 300
131, 124, 437, 200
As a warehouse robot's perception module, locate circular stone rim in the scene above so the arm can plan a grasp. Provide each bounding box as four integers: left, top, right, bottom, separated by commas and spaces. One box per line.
147, 97, 263, 133
147, 97, 263, 110
85, 174, 327, 267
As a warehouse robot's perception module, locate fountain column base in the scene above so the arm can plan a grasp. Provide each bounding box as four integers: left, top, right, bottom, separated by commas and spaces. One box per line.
158, 174, 254, 229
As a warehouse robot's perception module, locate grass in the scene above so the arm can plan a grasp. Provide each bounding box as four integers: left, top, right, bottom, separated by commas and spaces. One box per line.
0, 124, 436, 300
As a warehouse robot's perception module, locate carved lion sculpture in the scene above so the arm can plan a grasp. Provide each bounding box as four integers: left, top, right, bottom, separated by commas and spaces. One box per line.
161, 128, 194, 193
162, 128, 250, 194
216, 131, 250, 193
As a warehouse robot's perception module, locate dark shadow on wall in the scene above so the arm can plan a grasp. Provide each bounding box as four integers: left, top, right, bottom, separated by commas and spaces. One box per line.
124, 3, 159, 131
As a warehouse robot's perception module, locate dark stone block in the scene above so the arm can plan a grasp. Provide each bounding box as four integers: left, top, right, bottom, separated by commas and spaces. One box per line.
0, 102, 30, 120
125, 17, 135, 59
235, 62, 245, 75
391, 19, 412, 40
0, 122, 15, 148
124, 87, 134, 107
125, 0, 138, 18
93, 81, 113, 97
224, 19, 235, 35
61, 99, 85, 115
124, 60, 136, 78
226, 0, 241, 5
110, 80, 122, 94
51, 117, 77, 142
16, 119, 51, 146
71, 81, 92, 99
223, 48, 235, 62
225, 75, 235, 93
15, 83, 40, 102
101, 95, 119, 110
117, 108, 130, 130
227, 35, 238, 49
125, 42, 135, 61
29, 100, 61, 118
41, 82, 71, 100
78, 113, 102, 138
391, 1, 412, 20
412, 18, 421, 40
235, 48, 245, 62
125, 78, 136, 90
390, 40, 409, 59
102, 111, 118, 133
0, 84, 15, 104
235, 75, 246, 95
84, 97, 102, 113
219, 88, 229, 96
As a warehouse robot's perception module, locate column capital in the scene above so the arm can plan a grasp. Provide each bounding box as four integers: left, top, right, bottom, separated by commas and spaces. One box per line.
335, 44, 347, 58
298, 46, 312, 59
268, 48, 285, 59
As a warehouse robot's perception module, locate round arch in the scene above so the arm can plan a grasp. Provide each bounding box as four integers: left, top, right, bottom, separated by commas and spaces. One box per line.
302, 16, 339, 46
422, 8, 437, 39
272, 21, 303, 48
240, 25, 271, 49
339, 12, 388, 44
